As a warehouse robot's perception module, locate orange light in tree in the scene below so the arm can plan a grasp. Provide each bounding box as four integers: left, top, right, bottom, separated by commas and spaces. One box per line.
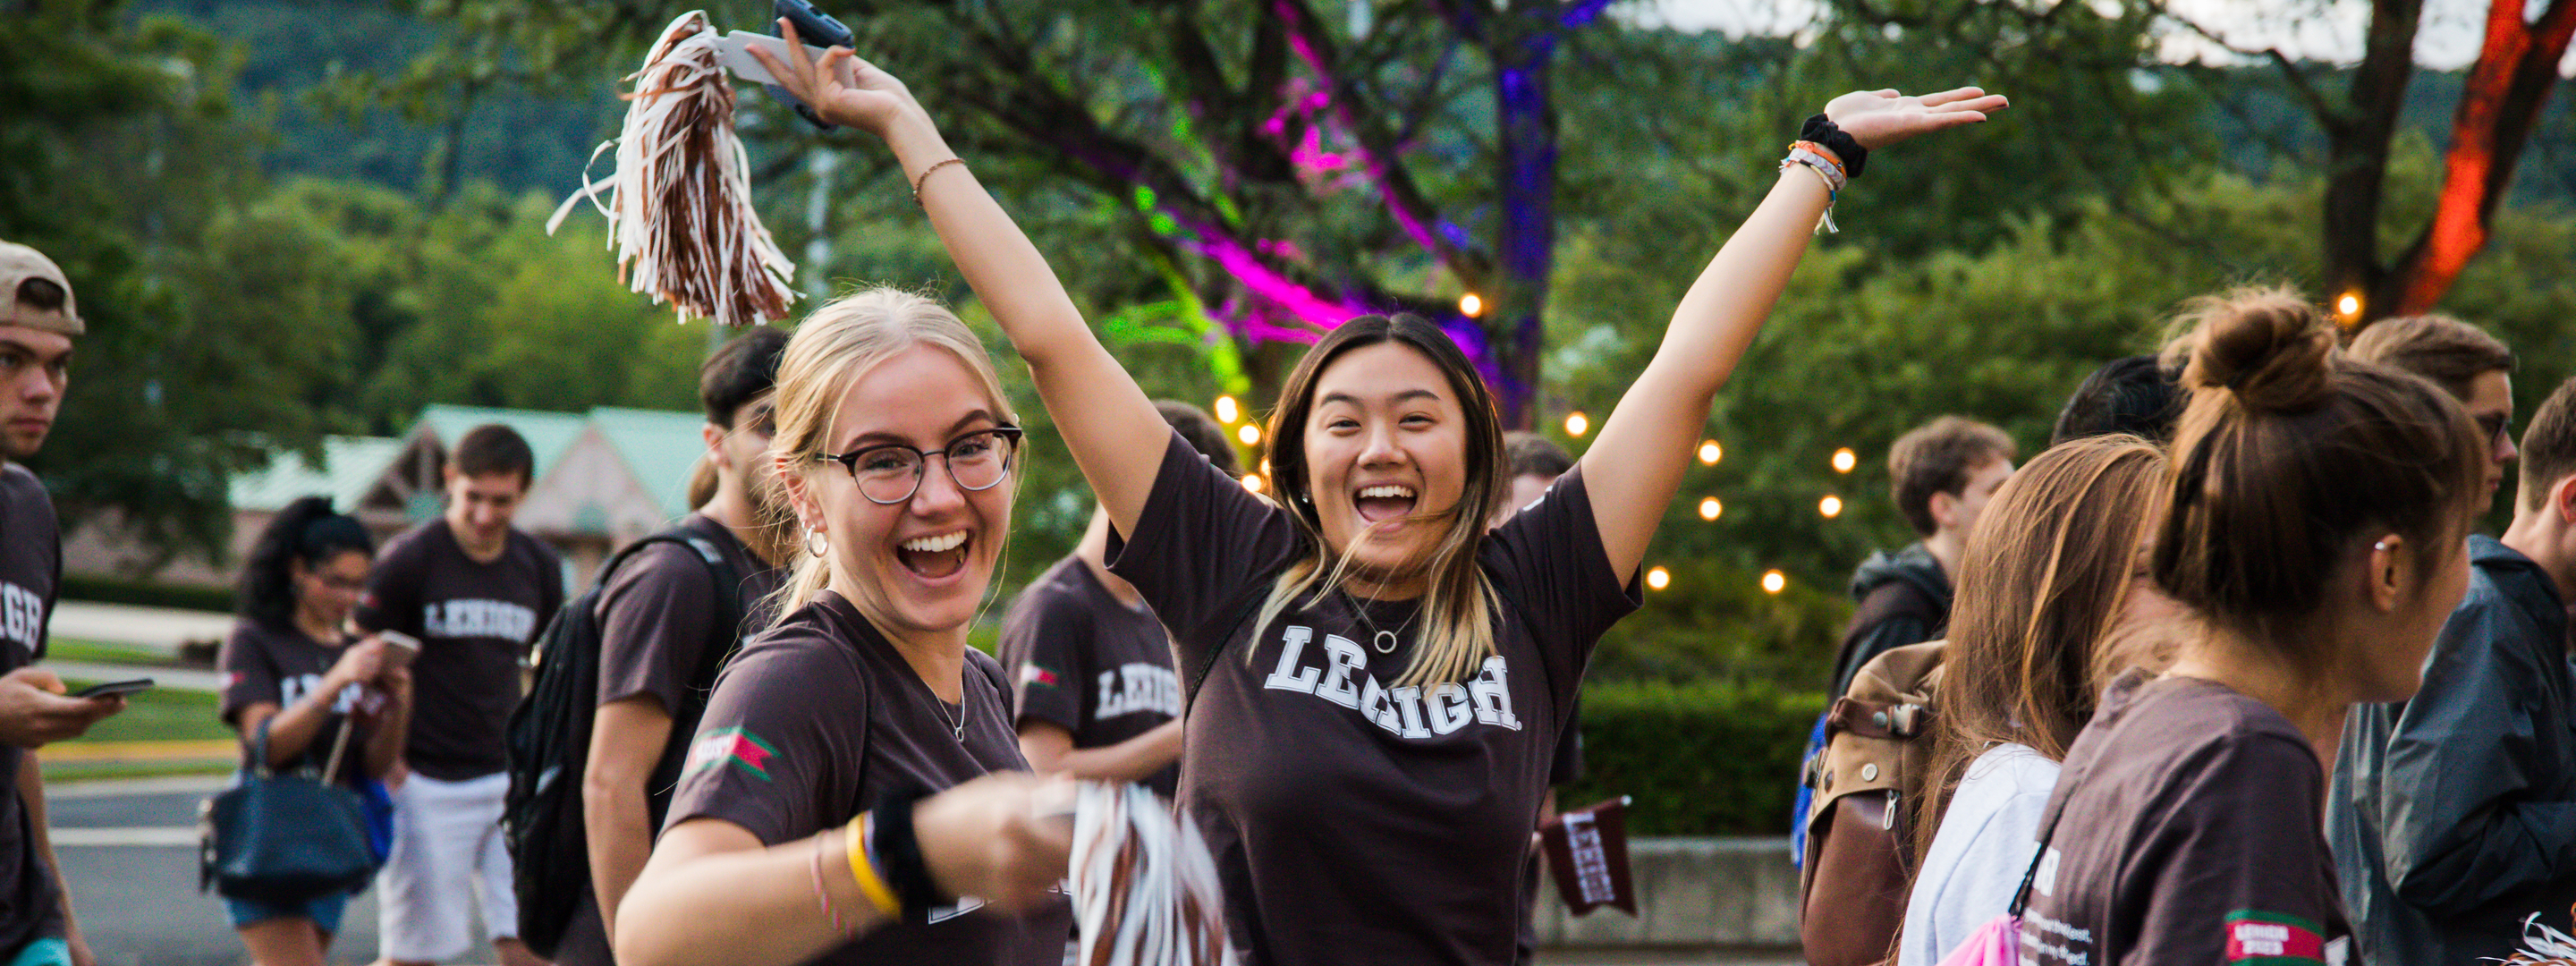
1698, 496, 1723, 521
1564, 411, 1589, 437
1241, 473, 1265, 494
2336, 292, 2362, 321
1761, 570, 1787, 594
1215, 395, 1240, 424
1237, 424, 1261, 445
1646, 566, 1671, 591
1832, 448, 1856, 473
1820, 496, 1843, 518
1698, 440, 1723, 465
1459, 292, 1485, 318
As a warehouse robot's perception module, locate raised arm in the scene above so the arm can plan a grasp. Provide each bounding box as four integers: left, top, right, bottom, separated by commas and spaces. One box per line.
753, 29, 1173, 537
1579, 88, 2005, 578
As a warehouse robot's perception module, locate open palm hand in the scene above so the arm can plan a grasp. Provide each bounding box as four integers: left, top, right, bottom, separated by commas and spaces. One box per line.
1825, 87, 2008, 149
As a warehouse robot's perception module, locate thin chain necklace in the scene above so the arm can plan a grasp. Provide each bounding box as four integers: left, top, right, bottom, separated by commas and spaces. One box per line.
931, 682, 965, 741
1343, 587, 1424, 655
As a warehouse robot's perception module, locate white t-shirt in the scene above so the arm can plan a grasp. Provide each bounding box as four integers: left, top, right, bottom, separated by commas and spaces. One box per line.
1897, 742, 2059, 966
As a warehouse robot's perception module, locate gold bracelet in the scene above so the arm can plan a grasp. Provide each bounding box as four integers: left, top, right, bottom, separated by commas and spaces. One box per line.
843, 811, 902, 917
911, 158, 967, 205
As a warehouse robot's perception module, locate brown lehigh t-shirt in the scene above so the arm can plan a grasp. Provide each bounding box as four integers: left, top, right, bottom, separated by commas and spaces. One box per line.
353, 519, 563, 782
217, 619, 372, 785
0, 465, 62, 951
555, 515, 784, 966
1106, 431, 1640, 966
663, 590, 1071, 965
2020, 674, 2351, 966
997, 555, 1182, 797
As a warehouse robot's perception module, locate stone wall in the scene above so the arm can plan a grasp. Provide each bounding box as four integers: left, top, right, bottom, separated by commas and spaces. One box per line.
1532, 837, 1801, 948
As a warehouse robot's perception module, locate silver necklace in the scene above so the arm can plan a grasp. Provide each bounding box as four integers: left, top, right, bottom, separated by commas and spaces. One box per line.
1344, 589, 1423, 655
932, 681, 966, 741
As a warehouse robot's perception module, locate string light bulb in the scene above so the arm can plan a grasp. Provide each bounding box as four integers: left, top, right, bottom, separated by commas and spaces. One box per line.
1761, 570, 1787, 594
2336, 292, 2362, 319
1698, 496, 1723, 521
1215, 395, 1240, 424
1237, 424, 1261, 445
1564, 411, 1589, 437
1820, 495, 1844, 518
1831, 447, 1856, 473
1241, 473, 1265, 494
1459, 292, 1485, 318
1698, 440, 1723, 465
1646, 566, 1671, 591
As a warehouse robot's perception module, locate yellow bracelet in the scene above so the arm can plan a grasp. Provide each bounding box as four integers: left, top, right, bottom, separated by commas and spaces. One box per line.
843, 811, 902, 917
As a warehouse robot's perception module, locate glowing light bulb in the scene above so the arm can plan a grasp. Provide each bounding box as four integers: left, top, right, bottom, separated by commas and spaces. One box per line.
2337, 292, 2362, 318
1215, 395, 1240, 424
1646, 566, 1671, 591
1241, 473, 1265, 494
1761, 570, 1787, 594
1831, 447, 1856, 473
1820, 495, 1844, 518
1459, 292, 1485, 318
1698, 496, 1723, 521
1698, 440, 1723, 465
1564, 411, 1589, 437
1238, 424, 1261, 445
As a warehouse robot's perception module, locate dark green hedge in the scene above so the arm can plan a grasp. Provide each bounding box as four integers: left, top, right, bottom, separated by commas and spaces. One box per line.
58, 574, 234, 614
1559, 679, 1826, 837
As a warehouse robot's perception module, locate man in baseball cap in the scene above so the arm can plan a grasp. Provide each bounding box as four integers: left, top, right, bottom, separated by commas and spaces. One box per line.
0, 240, 124, 966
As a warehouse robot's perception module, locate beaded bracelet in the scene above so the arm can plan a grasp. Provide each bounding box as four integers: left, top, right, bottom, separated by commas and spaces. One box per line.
911, 158, 966, 205
841, 811, 902, 918
1777, 152, 1843, 234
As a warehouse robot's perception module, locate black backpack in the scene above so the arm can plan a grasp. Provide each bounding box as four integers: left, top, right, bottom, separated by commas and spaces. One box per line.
503, 531, 745, 959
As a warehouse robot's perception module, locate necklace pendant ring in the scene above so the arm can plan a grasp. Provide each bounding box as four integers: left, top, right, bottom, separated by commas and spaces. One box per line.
1373, 630, 1399, 654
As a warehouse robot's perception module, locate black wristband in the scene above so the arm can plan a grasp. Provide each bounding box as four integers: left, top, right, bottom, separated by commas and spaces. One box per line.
869, 785, 945, 920
1801, 114, 1868, 179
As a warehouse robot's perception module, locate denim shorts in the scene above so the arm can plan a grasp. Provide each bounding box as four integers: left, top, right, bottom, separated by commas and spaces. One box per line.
224, 890, 350, 934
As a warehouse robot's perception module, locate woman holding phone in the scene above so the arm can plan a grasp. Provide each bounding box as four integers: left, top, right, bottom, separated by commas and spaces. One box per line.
216, 497, 411, 966
752, 30, 2004, 965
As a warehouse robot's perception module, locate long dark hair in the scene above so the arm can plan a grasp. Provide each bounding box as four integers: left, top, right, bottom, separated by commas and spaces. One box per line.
239, 497, 375, 633
1254, 314, 1510, 688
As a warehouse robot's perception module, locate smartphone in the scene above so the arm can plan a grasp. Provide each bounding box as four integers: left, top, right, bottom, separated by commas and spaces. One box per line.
768, 0, 854, 130
377, 629, 421, 672
72, 679, 154, 699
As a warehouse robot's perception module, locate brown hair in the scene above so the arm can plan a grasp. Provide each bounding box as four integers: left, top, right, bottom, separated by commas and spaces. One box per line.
453, 423, 535, 487
1504, 432, 1574, 480
1910, 435, 2167, 874
2345, 313, 2513, 401
1253, 314, 1509, 689
2516, 375, 2576, 514
1154, 400, 1241, 478
1888, 416, 2017, 537
2154, 287, 2485, 662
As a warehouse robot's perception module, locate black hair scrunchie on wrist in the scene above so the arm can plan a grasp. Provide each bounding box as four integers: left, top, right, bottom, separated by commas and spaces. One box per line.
1801, 114, 1868, 179
869, 785, 946, 921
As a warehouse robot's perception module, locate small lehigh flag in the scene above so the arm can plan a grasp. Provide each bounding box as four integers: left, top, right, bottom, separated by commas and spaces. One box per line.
1541, 796, 1637, 917
1020, 664, 1060, 688
684, 726, 776, 782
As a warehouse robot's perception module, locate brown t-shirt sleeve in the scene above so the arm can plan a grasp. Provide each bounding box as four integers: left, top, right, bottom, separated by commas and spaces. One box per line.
217, 622, 282, 726
1484, 467, 1642, 698
997, 591, 1089, 734
662, 639, 868, 843
2129, 733, 2342, 963
1105, 430, 1301, 670
351, 535, 425, 637
595, 543, 717, 715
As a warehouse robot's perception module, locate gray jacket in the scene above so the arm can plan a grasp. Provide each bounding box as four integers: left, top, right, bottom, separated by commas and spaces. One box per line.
2332, 535, 2576, 965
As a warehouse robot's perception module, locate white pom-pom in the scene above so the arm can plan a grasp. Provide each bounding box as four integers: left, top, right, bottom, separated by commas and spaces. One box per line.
1071, 783, 1234, 966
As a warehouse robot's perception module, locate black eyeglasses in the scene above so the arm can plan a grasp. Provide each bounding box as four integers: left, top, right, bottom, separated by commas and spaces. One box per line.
817, 427, 1024, 504
2477, 412, 2513, 450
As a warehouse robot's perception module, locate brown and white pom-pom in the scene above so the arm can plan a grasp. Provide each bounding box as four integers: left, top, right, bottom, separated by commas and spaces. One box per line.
2504, 905, 2576, 965
548, 10, 796, 328
1072, 783, 1234, 966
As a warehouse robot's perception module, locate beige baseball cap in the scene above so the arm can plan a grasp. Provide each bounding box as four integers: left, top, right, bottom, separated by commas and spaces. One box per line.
0, 242, 81, 336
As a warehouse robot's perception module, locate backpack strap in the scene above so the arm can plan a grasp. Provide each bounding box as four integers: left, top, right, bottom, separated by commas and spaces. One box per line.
667, 536, 746, 694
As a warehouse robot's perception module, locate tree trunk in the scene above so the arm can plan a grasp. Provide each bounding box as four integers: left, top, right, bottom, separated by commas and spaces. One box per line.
2387, 0, 2576, 315
1489, 2, 1559, 431
2320, 0, 2423, 323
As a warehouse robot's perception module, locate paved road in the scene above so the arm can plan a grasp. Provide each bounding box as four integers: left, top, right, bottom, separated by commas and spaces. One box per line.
44, 778, 1803, 966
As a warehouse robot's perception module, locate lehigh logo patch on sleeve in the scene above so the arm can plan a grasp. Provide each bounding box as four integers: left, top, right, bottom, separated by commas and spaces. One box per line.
683, 726, 777, 782
2224, 910, 2325, 964
1020, 664, 1060, 688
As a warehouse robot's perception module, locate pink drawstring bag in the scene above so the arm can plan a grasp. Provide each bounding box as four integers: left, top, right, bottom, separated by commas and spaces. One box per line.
1935, 914, 2021, 966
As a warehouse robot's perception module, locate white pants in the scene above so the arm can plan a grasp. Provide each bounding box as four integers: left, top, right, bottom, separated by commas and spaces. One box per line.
377, 771, 517, 962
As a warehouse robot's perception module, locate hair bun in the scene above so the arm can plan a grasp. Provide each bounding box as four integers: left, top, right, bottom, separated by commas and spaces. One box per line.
2180, 286, 2336, 413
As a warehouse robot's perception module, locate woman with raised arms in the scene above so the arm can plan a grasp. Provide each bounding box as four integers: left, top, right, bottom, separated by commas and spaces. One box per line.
757, 28, 2004, 966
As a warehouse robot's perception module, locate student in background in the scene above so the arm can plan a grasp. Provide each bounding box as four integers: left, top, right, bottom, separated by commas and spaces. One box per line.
2347, 313, 2519, 508
2332, 368, 2576, 966
1495, 432, 1591, 966
0, 241, 129, 966
355, 424, 564, 966
220, 498, 411, 966
1830, 417, 2014, 699
997, 400, 1236, 797
556, 328, 792, 966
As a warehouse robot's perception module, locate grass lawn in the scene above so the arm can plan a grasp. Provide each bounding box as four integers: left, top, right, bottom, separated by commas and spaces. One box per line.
55, 680, 231, 744
45, 638, 185, 667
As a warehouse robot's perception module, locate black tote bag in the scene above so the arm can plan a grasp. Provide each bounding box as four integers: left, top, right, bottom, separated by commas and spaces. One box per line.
199, 716, 379, 903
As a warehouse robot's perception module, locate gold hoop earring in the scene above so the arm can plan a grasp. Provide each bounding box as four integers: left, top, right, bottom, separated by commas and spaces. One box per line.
806, 530, 830, 559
